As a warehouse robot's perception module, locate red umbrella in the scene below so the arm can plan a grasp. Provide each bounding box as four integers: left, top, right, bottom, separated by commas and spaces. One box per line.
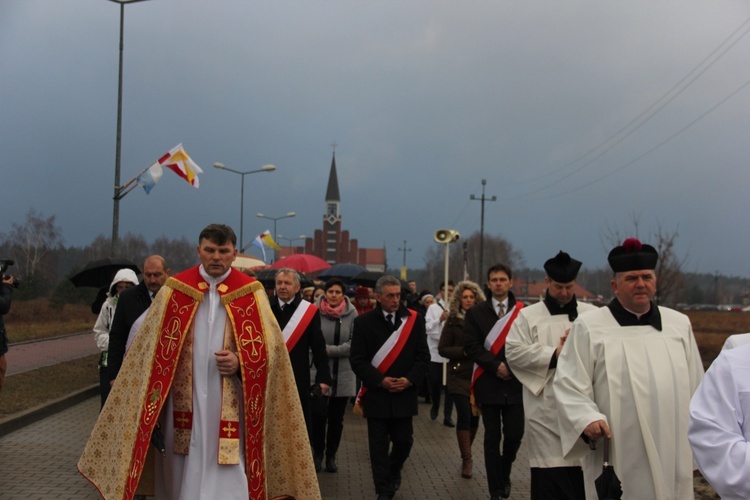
269, 254, 331, 273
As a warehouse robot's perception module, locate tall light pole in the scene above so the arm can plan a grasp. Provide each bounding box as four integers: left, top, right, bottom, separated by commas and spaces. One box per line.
277, 234, 306, 254
213, 163, 276, 249
256, 212, 296, 262
108, 0, 150, 257
469, 179, 496, 279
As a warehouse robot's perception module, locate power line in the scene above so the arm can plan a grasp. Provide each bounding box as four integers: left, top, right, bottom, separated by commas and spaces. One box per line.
515, 76, 750, 202
509, 14, 750, 192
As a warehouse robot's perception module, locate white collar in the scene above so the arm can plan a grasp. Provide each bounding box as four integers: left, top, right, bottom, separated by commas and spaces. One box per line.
198, 265, 231, 286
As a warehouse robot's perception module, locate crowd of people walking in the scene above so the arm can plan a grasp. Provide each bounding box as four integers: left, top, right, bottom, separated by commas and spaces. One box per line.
81, 224, 740, 500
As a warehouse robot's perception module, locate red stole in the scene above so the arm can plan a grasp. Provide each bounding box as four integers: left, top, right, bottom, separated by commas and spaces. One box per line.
124, 267, 269, 500
281, 299, 318, 352
470, 302, 524, 389
353, 310, 417, 414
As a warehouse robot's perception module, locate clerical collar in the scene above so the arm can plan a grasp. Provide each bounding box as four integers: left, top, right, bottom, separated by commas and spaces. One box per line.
543, 291, 579, 321
607, 297, 662, 331
198, 265, 231, 286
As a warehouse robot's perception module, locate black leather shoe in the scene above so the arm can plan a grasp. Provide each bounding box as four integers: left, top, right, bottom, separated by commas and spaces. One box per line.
392, 477, 401, 491
430, 406, 438, 420
501, 480, 511, 498
443, 417, 455, 428
325, 456, 338, 473
313, 454, 323, 473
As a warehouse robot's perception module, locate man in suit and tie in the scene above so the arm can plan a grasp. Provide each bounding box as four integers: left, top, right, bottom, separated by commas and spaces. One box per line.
350, 275, 430, 500
464, 263, 525, 500
270, 268, 331, 469
107, 255, 170, 385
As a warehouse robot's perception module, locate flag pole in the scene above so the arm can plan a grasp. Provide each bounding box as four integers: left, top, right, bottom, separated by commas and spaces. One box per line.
114, 164, 151, 200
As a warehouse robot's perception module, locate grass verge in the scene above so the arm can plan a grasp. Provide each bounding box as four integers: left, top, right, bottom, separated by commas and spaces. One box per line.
0, 354, 99, 419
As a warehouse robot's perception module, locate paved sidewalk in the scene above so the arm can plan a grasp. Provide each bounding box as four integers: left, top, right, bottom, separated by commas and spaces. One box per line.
0, 397, 531, 499
6, 332, 98, 376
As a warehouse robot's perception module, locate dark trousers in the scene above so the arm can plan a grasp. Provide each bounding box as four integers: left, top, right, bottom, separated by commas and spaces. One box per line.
429, 361, 453, 419
366, 416, 414, 495
481, 403, 524, 496
530, 466, 585, 500
452, 393, 480, 431
98, 365, 111, 409
311, 396, 349, 458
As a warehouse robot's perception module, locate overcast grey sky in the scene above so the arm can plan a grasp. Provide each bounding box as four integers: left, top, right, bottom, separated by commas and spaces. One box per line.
2, 1, 749, 276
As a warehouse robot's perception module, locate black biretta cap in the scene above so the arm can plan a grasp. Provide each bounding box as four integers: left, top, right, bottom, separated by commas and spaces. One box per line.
607, 238, 658, 273
544, 251, 582, 283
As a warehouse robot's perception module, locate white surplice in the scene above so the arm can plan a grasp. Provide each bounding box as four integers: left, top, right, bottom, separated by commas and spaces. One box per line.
553, 306, 704, 500
689, 342, 750, 500
156, 266, 248, 500
505, 300, 597, 468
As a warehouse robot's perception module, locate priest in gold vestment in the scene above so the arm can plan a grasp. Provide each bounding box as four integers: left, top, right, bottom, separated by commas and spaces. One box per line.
78, 224, 320, 500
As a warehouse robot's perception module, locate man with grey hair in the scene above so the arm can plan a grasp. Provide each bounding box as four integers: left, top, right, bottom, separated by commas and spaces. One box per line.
271, 267, 331, 469
351, 275, 430, 500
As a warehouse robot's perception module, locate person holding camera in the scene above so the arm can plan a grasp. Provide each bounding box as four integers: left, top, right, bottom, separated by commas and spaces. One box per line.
0, 273, 15, 392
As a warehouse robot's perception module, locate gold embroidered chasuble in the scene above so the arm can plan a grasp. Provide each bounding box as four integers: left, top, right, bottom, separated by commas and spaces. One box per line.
78, 266, 320, 500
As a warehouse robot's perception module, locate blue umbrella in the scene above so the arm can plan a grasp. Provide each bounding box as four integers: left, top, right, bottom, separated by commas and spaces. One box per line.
318, 263, 367, 282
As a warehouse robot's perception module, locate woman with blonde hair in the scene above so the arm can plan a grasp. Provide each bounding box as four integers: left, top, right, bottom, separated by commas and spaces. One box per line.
438, 280, 486, 479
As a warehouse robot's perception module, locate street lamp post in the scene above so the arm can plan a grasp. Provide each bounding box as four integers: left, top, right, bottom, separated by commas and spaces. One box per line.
213, 163, 276, 249
108, 0, 151, 257
277, 234, 306, 255
256, 212, 296, 262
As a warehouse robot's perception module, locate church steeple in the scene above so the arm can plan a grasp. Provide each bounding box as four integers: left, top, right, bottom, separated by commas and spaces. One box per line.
323, 147, 342, 263
324, 147, 342, 228
325, 152, 340, 202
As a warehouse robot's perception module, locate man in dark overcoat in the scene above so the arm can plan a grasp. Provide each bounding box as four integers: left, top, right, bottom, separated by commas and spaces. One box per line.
464, 262, 524, 500
107, 255, 170, 384
271, 267, 331, 463
350, 275, 430, 500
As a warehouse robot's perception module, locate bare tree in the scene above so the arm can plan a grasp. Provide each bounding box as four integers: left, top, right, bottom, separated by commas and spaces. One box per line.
151, 236, 196, 273
117, 232, 149, 264
84, 235, 112, 261
422, 231, 523, 291
1, 209, 64, 296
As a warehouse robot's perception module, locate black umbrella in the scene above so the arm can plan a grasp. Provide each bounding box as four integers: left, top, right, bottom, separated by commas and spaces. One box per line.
318, 263, 367, 282
69, 258, 140, 288
251, 268, 313, 289
351, 271, 410, 293
595, 438, 623, 500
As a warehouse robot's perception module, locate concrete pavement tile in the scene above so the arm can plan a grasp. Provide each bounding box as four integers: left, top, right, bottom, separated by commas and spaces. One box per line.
1, 396, 532, 499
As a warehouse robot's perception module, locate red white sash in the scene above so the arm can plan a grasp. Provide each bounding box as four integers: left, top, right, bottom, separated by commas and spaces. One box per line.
354, 310, 418, 409
470, 302, 524, 389
282, 300, 318, 352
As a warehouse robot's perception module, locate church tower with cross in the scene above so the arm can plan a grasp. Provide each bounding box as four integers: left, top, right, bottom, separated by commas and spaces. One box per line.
278, 147, 385, 271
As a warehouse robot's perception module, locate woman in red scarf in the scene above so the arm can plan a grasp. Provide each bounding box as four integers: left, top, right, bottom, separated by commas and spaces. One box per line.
311, 278, 359, 473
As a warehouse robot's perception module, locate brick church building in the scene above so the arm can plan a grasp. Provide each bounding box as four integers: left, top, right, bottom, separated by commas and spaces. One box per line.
277, 153, 386, 271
